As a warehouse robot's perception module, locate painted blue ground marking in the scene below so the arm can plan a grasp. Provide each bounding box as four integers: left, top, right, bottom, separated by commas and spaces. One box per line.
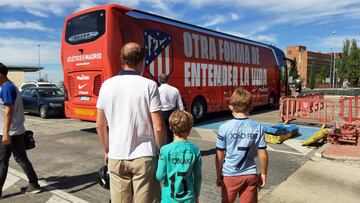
196, 120, 320, 141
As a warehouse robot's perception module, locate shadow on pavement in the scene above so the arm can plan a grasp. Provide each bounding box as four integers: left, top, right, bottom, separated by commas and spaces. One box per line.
81, 128, 97, 134
1, 191, 23, 199
195, 105, 276, 127
40, 172, 98, 193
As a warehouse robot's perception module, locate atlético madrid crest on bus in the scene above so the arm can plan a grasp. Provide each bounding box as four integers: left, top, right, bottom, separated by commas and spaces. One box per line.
144, 30, 173, 81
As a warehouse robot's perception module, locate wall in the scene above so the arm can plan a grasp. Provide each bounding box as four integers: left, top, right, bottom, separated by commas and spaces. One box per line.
8, 71, 24, 87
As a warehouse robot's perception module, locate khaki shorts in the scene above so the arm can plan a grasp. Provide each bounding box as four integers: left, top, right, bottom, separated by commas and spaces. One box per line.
108, 156, 161, 203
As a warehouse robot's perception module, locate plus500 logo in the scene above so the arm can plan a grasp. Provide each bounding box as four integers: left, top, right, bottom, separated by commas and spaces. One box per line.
76, 75, 90, 80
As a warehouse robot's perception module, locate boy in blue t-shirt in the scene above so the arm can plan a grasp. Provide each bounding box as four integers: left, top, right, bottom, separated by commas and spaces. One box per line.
156, 110, 202, 203
216, 88, 268, 203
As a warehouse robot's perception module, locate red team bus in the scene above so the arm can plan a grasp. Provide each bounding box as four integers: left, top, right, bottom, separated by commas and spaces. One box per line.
61, 4, 287, 121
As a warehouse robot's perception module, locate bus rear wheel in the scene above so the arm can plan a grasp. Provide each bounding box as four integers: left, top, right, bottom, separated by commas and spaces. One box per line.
191, 98, 207, 122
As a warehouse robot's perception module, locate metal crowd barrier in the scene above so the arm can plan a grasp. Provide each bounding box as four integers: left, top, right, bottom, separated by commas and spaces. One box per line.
279, 96, 334, 128
339, 96, 360, 124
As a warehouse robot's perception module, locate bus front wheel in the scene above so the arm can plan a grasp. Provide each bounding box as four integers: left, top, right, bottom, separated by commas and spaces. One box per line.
191, 98, 207, 122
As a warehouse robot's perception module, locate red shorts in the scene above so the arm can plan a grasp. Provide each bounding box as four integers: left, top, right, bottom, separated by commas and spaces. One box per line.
221, 174, 258, 203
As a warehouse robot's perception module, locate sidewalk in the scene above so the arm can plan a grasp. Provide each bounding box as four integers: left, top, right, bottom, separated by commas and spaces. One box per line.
260, 159, 360, 203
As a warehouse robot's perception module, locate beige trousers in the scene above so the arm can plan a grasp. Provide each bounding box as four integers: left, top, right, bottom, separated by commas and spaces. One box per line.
108, 156, 161, 203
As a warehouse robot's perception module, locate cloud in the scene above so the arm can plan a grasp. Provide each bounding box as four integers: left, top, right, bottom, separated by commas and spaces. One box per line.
230, 13, 240, 20
0, 37, 60, 66
75, 0, 98, 12
201, 13, 241, 27
317, 34, 360, 52
202, 15, 227, 27
227, 31, 277, 45
0, 0, 96, 17
0, 21, 51, 31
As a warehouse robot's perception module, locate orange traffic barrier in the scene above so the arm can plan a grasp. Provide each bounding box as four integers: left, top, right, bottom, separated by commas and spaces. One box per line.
339, 96, 360, 124
279, 97, 334, 128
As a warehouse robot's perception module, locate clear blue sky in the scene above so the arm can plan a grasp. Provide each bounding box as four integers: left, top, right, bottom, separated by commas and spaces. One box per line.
0, 0, 359, 84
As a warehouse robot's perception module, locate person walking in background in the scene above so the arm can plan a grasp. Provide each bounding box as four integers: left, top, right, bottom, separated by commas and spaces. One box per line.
158, 74, 184, 144
216, 88, 268, 203
156, 110, 202, 203
0, 63, 42, 198
96, 42, 167, 203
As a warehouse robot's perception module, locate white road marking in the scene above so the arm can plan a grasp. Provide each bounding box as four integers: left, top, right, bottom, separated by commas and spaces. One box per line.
8, 168, 89, 203
46, 195, 71, 203
283, 139, 313, 155
266, 145, 305, 156
3, 173, 20, 190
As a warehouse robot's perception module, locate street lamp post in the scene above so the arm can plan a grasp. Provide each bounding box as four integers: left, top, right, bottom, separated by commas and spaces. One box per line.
330, 48, 333, 88
332, 31, 336, 88
37, 43, 41, 81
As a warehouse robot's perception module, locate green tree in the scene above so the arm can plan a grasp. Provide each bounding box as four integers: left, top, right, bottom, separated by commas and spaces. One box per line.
337, 39, 360, 83
289, 57, 300, 81
317, 65, 327, 83
348, 39, 360, 82
309, 64, 315, 89
337, 39, 350, 80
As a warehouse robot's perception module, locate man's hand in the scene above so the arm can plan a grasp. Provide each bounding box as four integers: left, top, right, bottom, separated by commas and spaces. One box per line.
257, 173, 267, 188
216, 174, 223, 187
2, 134, 11, 145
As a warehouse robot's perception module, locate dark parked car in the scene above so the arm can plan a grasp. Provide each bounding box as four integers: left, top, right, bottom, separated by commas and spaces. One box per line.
21, 87, 65, 118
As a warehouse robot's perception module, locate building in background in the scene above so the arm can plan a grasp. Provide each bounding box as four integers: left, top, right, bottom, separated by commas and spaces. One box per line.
6, 66, 43, 87
285, 45, 341, 87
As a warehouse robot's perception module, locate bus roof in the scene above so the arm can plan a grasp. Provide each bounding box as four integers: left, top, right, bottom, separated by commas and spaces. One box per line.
126, 9, 272, 50
66, 4, 283, 66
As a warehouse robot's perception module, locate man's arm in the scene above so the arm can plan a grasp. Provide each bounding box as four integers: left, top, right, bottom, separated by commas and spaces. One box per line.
96, 109, 108, 163
155, 148, 167, 181
176, 91, 184, 110
258, 149, 268, 187
150, 111, 166, 150
2, 104, 14, 145
215, 150, 225, 186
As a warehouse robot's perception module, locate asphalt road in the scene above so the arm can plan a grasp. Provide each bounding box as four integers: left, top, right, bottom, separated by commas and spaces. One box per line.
1, 112, 314, 203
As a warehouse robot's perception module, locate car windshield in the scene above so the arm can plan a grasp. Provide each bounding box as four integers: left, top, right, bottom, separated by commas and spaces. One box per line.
37, 89, 64, 98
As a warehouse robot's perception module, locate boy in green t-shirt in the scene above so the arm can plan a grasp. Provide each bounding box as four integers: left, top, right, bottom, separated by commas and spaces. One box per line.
156, 110, 202, 203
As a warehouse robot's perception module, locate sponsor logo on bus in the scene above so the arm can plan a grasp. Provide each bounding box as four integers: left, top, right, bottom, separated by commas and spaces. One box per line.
76, 74, 90, 81
67, 53, 102, 63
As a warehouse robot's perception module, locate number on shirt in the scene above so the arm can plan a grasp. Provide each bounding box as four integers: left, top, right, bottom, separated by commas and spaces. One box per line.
170, 172, 188, 199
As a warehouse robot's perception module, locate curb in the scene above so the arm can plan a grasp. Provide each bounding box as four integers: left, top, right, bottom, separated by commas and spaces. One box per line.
314, 143, 360, 161
313, 143, 330, 159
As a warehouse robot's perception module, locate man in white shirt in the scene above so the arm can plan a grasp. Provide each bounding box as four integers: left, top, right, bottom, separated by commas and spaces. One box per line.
158, 74, 184, 143
96, 43, 166, 203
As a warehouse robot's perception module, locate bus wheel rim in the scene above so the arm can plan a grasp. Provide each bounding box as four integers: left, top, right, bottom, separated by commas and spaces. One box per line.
194, 103, 203, 119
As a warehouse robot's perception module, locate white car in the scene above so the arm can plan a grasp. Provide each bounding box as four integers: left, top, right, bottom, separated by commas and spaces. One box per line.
19, 82, 58, 92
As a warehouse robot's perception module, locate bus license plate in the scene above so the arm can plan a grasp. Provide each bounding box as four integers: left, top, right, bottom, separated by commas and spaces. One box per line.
80, 96, 90, 101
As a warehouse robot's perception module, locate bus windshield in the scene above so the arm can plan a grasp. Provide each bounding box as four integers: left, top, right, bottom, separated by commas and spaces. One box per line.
65, 10, 105, 45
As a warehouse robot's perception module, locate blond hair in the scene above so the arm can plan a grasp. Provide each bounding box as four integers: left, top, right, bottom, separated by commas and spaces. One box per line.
169, 110, 194, 135
229, 88, 252, 113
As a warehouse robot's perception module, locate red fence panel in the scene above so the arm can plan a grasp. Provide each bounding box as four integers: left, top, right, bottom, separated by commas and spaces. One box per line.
279, 96, 334, 128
